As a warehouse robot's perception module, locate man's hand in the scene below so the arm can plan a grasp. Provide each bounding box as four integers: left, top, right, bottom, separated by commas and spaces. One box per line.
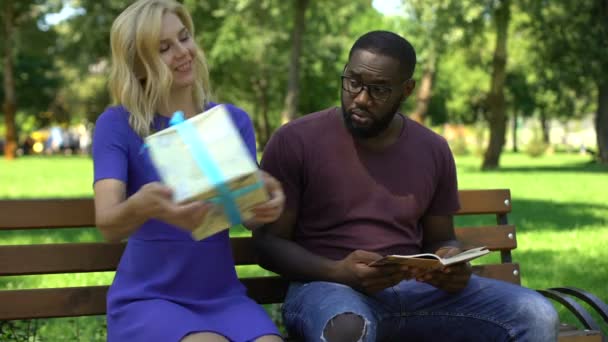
334, 250, 409, 294
243, 171, 285, 230
409, 246, 472, 293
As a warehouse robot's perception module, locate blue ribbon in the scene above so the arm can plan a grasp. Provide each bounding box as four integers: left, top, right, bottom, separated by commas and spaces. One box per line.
169, 110, 260, 226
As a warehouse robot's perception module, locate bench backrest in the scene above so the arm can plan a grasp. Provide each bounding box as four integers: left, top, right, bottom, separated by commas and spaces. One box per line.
0, 189, 517, 320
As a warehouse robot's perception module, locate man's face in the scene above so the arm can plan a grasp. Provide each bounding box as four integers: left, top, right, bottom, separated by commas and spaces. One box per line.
341, 50, 414, 139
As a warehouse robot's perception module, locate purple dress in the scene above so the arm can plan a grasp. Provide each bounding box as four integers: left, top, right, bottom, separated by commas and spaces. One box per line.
92, 103, 279, 341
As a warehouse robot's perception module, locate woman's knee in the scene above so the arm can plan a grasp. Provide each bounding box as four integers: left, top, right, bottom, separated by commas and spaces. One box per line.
180, 332, 229, 342
254, 335, 283, 342
323, 313, 366, 342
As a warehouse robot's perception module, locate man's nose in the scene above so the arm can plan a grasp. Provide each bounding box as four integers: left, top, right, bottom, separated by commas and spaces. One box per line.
353, 87, 372, 106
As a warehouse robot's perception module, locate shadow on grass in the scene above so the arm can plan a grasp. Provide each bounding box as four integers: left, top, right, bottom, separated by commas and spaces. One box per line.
456, 198, 608, 233
514, 249, 608, 336
493, 161, 607, 174
459, 159, 608, 174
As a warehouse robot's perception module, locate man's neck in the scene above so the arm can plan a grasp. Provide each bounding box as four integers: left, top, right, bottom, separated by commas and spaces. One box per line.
356, 114, 404, 151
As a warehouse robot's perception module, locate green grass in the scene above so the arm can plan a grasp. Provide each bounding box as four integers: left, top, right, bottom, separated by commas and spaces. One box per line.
0, 155, 94, 198
1, 152, 607, 339
455, 152, 608, 335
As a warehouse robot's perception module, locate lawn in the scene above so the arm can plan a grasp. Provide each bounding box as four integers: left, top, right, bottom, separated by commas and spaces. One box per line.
0, 152, 607, 339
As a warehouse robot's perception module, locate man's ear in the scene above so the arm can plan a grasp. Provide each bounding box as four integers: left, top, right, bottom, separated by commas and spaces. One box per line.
403, 79, 416, 97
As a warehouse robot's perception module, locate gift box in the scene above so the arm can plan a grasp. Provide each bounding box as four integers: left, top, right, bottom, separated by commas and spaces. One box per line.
144, 105, 268, 240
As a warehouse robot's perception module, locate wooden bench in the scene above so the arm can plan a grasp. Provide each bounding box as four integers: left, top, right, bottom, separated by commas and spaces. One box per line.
1, 189, 606, 341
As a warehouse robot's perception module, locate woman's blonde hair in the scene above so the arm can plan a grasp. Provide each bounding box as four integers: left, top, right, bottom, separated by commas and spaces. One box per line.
109, 0, 211, 137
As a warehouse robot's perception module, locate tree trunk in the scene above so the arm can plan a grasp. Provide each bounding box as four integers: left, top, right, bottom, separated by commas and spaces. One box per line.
410, 58, 435, 125
539, 111, 550, 144
512, 111, 518, 152
596, 0, 608, 163
482, 0, 510, 170
2, 0, 18, 159
596, 81, 608, 163
252, 74, 272, 151
259, 80, 271, 150
280, 0, 308, 124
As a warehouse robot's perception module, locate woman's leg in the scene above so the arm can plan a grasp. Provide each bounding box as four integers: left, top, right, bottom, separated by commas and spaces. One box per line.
181, 332, 229, 342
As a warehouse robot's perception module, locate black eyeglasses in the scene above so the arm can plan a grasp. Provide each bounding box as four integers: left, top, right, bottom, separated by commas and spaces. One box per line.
341, 75, 396, 103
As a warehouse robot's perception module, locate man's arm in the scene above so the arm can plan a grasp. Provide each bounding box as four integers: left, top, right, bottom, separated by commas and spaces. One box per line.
414, 214, 472, 292
253, 209, 404, 293
421, 215, 461, 253
253, 208, 337, 281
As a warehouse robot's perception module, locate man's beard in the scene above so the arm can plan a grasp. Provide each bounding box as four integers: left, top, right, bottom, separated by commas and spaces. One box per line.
341, 98, 402, 139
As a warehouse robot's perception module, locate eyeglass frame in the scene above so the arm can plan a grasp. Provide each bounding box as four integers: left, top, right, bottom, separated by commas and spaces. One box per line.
340, 74, 411, 103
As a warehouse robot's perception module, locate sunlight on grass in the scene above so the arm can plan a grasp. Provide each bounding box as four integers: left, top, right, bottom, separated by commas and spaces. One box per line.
0, 156, 94, 198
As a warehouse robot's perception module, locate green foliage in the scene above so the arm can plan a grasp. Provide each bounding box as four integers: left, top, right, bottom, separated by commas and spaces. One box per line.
449, 136, 470, 156
2, 0, 604, 153
0, 0, 63, 128
523, 138, 548, 158
0, 317, 107, 342
436, 49, 490, 124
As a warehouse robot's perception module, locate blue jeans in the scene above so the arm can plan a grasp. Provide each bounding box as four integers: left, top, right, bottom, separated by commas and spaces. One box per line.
282, 275, 559, 342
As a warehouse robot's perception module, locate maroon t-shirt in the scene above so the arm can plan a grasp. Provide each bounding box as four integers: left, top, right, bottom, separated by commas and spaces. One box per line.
261, 107, 460, 260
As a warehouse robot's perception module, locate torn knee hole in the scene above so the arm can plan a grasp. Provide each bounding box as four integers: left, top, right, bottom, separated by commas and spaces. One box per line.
322, 313, 367, 342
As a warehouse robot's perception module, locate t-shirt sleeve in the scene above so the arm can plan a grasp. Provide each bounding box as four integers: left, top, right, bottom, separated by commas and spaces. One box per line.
425, 138, 460, 216
260, 128, 303, 212
225, 104, 258, 164
92, 108, 129, 184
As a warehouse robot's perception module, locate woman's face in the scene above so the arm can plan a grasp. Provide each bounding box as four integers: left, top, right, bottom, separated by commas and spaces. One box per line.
159, 12, 196, 90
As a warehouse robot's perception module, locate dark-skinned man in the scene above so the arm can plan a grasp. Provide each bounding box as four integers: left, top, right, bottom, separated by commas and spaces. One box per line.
255, 30, 559, 342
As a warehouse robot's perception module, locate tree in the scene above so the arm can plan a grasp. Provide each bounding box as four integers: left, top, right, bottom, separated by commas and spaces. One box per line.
525, 0, 608, 163
402, 1, 469, 125
1, 0, 61, 159
203, 0, 379, 148
280, 0, 309, 124
482, 0, 510, 169
2, 0, 20, 159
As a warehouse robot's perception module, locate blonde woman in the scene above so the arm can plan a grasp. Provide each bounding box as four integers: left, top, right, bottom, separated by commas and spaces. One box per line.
92, 0, 284, 341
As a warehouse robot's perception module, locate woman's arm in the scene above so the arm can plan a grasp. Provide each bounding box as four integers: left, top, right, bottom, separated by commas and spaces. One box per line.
94, 179, 212, 242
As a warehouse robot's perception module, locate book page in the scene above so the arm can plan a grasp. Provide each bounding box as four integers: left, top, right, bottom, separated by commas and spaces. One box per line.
439, 246, 489, 266
368, 246, 489, 269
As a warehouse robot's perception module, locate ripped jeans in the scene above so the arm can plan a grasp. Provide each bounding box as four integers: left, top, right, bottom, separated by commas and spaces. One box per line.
282, 275, 559, 342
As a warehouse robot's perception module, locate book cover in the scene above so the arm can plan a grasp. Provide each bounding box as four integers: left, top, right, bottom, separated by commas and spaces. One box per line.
144, 105, 268, 240
368, 246, 490, 269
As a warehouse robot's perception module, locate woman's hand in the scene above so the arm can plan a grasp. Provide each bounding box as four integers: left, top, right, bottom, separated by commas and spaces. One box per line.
132, 182, 212, 232
243, 171, 285, 230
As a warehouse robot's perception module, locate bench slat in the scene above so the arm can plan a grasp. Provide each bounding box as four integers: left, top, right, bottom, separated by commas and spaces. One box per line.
0, 243, 125, 276
456, 189, 511, 215
0, 278, 288, 320
231, 237, 257, 265
455, 225, 517, 251
0, 189, 512, 230
0, 286, 108, 320
0, 239, 262, 276
0, 198, 95, 229
243, 277, 289, 304
0, 263, 517, 320
0, 232, 515, 276
473, 263, 520, 285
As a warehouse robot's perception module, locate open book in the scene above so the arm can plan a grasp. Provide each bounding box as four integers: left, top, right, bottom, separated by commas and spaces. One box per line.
368, 246, 490, 270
